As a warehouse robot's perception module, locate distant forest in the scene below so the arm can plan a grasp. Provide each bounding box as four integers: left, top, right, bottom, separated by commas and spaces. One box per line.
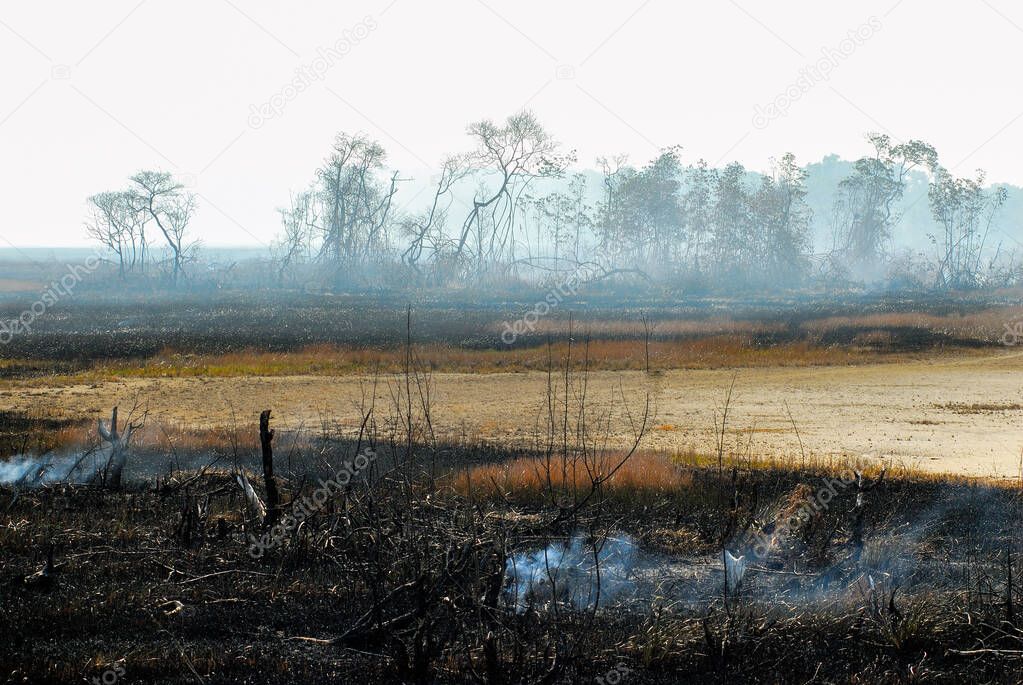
84, 111, 1021, 293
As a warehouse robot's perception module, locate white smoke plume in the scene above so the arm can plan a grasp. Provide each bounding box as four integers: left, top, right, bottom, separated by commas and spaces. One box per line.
0, 451, 102, 486
504, 534, 637, 611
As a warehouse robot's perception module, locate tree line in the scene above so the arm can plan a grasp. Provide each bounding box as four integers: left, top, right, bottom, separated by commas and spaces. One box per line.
85, 111, 1015, 292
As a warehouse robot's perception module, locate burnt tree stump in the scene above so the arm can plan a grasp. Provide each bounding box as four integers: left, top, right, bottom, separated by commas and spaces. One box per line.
260, 410, 281, 529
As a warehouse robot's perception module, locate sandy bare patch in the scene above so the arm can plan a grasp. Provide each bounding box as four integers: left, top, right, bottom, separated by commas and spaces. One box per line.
2, 351, 1022, 478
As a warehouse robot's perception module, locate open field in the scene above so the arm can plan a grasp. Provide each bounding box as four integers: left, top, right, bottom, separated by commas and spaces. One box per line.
1, 292, 1021, 477
3, 349, 1022, 478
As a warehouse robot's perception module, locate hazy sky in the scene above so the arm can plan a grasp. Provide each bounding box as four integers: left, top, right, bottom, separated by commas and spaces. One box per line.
2, 0, 1022, 247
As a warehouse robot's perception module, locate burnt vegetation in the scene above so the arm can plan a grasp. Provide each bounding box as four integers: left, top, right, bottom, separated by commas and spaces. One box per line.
0, 290, 1018, 378
2, 325, 1022, 684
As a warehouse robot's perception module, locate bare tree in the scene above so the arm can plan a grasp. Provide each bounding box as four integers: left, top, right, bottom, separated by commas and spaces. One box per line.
594, 154, 630, 270
929, 167, 1008, 289
400, 155, 469, 276
315, 133, 399, 279
161, 191, 198, 279
96, 405, 143, 489
86, 192, 131, 279
527, 184, 577, 277
130, 171, 198, 286
272, 190, 317, 286
454, 111, 568, 277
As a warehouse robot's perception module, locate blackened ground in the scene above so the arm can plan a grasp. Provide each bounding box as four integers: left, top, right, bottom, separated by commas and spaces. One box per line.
0, 289, 1015, 365
2, 446, 1021, 684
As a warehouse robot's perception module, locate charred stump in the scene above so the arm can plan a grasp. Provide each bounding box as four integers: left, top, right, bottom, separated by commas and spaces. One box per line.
259, 410, 281, 529
851, 467, 886, 560
97, 406, 136, 489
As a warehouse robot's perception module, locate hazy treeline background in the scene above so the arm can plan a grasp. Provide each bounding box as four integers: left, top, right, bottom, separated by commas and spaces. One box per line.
80, 111, 1021, 294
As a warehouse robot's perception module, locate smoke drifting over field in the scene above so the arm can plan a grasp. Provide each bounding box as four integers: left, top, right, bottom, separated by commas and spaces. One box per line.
0, 451, 100, 486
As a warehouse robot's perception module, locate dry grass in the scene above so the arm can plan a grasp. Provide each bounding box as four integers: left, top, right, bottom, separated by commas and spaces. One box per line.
800, 307, 1023, 340
4, 305, 1015, 383
451, 446, 1016, 505
488, 306, 1023, 342
26, 337, 967, 384
452, 450, 695, 499
0, 412, 269, 460
935, 401, 1023, 414
0, 411, 92, 457
5, 305, 1012, 383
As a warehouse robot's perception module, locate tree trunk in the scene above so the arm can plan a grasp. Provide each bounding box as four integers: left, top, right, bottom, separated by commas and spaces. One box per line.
259, 410, 280, 528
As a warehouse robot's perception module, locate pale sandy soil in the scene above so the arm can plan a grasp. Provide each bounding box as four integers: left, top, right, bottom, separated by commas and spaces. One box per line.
3, 351, 1023, 478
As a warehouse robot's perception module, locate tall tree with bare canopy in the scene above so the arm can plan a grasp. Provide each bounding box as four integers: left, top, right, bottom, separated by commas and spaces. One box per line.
130, 171, 198, 286
454, 111, 569, 278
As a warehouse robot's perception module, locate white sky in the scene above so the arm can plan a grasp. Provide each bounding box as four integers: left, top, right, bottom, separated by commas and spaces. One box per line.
2, 0, 1022, 247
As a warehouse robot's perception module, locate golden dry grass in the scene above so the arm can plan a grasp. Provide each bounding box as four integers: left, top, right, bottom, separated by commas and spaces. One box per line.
0, 416, 264, 458
447, 446, 1000, 504
486, 306, 1023, 342
800, 308, 1023, 340
451, 450, 695, 499
35, 337, 965, 383
6, 350, 1022, 478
